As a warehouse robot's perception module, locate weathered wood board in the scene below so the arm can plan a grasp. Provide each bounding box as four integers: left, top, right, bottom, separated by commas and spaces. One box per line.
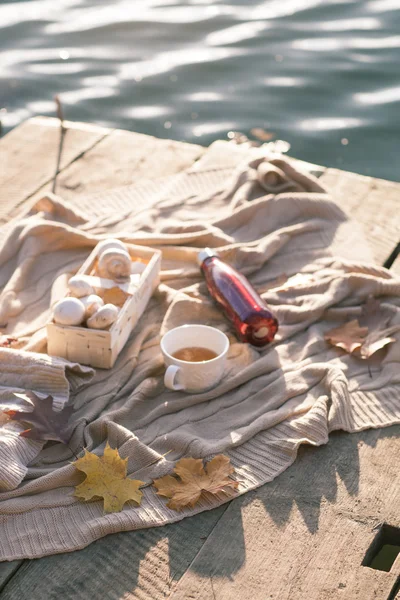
169, 428, 400, 600
0, 117, 399, 600
0, 118, 109, 225
319, 168, 400, 272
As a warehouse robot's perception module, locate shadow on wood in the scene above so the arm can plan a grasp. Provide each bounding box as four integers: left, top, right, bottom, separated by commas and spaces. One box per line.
0, 507, 228, 600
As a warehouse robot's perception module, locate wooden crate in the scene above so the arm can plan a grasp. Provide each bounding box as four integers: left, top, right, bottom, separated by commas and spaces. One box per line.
47, 243, 161, 368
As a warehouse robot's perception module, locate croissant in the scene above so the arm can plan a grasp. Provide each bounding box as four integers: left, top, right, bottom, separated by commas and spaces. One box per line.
97, 248, 131, 282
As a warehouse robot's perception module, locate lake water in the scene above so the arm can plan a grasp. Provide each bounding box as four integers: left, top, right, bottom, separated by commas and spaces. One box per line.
1, 0, 400, 181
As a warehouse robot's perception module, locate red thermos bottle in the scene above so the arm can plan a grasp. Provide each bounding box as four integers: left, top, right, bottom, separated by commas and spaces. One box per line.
198, 248, 278, 347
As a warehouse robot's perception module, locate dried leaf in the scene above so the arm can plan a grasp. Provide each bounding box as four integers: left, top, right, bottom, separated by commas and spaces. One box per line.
359, 326, 398, 359
74, 443, 144, 513
99, 286, 130, 308
325, 304, 399, 360
324, 320, 368, 354
153, 455, 238, 511
5, 392, 74, 443
250, 127, 275, 141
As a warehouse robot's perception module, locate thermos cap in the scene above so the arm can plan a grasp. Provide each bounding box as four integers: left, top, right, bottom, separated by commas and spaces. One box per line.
197, 248, 219, 266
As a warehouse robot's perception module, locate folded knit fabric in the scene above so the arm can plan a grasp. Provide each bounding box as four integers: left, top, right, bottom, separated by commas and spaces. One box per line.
0, 147, 399, 561
0, 349, 94, 491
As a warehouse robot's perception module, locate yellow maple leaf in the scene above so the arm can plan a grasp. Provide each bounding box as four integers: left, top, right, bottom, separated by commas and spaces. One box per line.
73, 443, 144, 513
153, 455, 239, 511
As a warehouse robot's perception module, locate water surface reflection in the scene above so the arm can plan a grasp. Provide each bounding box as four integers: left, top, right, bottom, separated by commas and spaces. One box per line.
1, 0, 399, 180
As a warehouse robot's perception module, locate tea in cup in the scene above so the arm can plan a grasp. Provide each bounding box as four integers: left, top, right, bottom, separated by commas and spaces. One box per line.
161, 324, 229, 393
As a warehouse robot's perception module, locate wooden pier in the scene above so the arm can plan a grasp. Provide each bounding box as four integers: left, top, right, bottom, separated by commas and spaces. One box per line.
0, 117, 399, 600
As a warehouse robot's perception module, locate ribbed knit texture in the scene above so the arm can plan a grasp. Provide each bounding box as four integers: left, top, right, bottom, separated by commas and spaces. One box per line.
0, 146, 399, 561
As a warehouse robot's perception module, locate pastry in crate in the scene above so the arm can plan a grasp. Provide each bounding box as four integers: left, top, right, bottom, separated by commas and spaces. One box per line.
47, 239, 161, 369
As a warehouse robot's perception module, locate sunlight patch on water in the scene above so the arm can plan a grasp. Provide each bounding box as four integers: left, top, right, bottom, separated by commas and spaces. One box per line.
187, 92, 223, 101
263, 76, 304, 87
27, 100, 57, 113
354, 86, 400, 105
2, 49, 69, 72
124, 106, 170, 119
245, 0, 325, 20
0, 108, 30, 128
81, 75, 120, 87
316, 17, 381, 30
1, 0, 400, 181
28, 62, 86, 74
60, 87, 115, 103
45, 0, 224, 33
351, 36, 400, 48
292, 38, 344, 51
119, 47, 247, 81
294, 35, 400, 51
299, 117, 362, 131
0, 0, 81, 28
3, 47, 117, 75
366, 0, 400, 12
347, 52, 382, 63
206, 21, 269, 46
192, 121, 235, 137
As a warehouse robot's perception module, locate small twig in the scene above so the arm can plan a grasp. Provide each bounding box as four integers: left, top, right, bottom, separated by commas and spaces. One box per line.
383, 241, 400, 270
52, 95, 66, 194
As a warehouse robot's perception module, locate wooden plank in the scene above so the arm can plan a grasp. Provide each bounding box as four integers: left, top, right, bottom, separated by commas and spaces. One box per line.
170, 427, 400, 600
320, 168, 400, 273
0, 563, 23, 594
0, 508, 227, 600
0, 117, 110, 224
25, 127, 205, 206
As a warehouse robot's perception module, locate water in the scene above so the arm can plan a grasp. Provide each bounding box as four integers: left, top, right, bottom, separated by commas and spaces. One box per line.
1, 0, 400, 181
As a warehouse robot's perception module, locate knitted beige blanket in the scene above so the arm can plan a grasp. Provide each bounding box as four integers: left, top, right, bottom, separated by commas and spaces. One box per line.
0, 148, 399, 561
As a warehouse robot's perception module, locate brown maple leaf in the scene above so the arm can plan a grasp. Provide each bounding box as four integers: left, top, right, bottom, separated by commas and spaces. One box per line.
359, 326, 399, 359
324, 320, 368, 354
74, 443, 144, 513
358, 296, 400, 357
325, 296, 400, 359
153, 455, 239, 511
5, 392, 74, 443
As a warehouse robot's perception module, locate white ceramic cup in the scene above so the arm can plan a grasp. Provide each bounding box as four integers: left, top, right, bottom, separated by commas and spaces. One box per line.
161, 324, 229, 393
